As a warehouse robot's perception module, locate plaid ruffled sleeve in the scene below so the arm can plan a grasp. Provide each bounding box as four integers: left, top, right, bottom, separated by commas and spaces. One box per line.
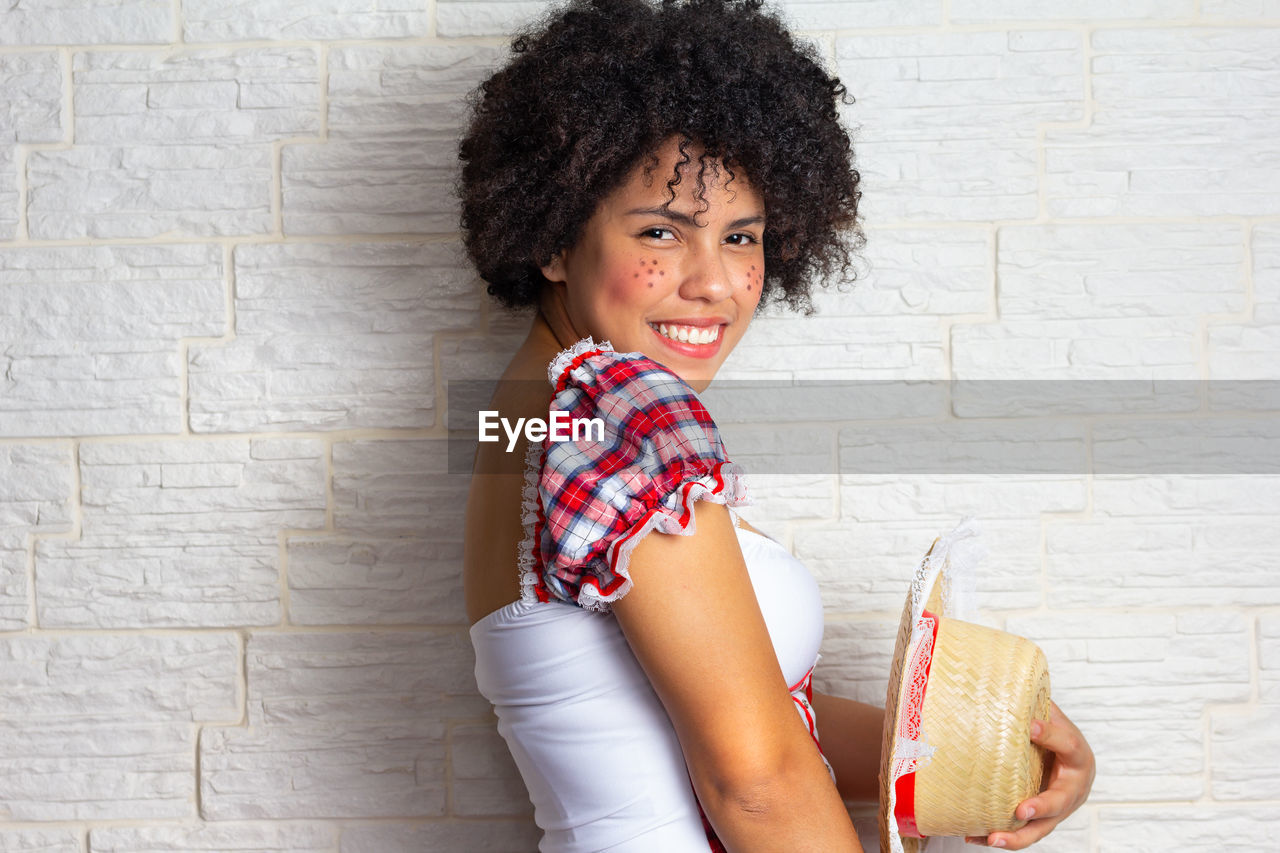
520, 337, 751, 612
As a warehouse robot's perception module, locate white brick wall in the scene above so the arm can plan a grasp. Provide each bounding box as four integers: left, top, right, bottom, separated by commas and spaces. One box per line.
1, 1, 1277, 849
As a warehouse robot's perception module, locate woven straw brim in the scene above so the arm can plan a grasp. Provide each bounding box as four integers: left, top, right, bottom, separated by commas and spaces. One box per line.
879, 538, 1051, 852
878, 539, 943, 853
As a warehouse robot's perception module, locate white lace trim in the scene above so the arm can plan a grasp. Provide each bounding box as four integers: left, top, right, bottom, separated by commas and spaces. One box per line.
885, 516, 985, 853
547, 336, 613, 387
516, 439, 544, 606
519, 336, 612, 605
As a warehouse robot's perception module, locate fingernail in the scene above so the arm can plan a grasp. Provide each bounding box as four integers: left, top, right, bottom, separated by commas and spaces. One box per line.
1023, 806, 1036, 819
1030, 720, 1043, 737
993, 840, 1006, 848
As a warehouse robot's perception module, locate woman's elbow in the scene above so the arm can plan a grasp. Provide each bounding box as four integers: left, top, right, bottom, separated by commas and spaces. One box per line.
695, 746, 823, 817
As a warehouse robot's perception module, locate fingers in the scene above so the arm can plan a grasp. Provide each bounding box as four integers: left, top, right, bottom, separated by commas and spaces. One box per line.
980, 816, 1055, 849
1014, 783, 1074, 823
966, 705, 1094, 849
966, 703, 1096, 849
1029, 711, 1088, 768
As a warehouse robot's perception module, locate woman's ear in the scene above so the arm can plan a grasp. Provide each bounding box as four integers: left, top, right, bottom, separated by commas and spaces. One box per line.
540, 249, 567, 284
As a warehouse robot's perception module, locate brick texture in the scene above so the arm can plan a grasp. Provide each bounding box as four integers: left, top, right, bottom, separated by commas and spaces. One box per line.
0, 244, 225, 436
2, 3, 1278, 850
34, 439, 325, 628
0, 444, 73, 629
187, 243, 478, 433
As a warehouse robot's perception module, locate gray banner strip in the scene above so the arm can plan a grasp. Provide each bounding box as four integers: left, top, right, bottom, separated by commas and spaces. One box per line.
448, 380, 1280, 475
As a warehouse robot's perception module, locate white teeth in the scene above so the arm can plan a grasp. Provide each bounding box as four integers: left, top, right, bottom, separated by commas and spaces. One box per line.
651, 323, 719, 345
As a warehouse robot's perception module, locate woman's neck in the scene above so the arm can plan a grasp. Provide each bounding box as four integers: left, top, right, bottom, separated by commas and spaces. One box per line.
535, 284, 589, 351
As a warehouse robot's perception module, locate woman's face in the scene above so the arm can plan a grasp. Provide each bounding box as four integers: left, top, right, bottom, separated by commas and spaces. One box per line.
540, 137, 765, 392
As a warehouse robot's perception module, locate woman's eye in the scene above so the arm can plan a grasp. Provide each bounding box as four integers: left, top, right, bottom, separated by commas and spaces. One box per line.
726, 233, 759, 245
642, 227, 674, 240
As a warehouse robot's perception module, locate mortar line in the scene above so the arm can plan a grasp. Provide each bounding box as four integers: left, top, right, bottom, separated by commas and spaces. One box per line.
52, 32, 520, 50
1035, 25, 1094, 221
61, 45, 75, 142
278, 527, 293, 627
239, 627, 250, 726
828, 19, 1280, 36
0, 232, 464, 249
0, 426, 452, 447
0, 622, 506, 639
325, 439, 336, 532
932, 226, 1000, 383
225, 240, 238, 336
445, 720, 456, 816
1194, 615, 1263, 805
1198, 220, 1258, 387
434, 333, 446, 436
193, 721, 203, 817
28, 22, 1280, 56
0, 817, 357, 831
319, 42, 330, 140
1037, 513, 1049, 611
178, 242, 238, 434
8, 47, 83, 248
179, 338, 192, 436
990, 222, 1000, 323
23, 441, 82, 633
272, 139, 285, 236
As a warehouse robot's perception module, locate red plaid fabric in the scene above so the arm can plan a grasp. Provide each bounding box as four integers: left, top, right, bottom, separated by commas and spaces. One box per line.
523, 339, 761, 850
526, 338, 750, 612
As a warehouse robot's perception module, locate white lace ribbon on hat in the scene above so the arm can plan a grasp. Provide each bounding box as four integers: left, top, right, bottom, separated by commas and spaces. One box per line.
885, 516, 984, 853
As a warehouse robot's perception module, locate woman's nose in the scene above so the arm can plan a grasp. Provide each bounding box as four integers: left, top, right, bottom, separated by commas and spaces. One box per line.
677, 247, 733, 302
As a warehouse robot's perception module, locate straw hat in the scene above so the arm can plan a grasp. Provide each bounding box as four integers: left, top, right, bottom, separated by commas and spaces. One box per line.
878, 518, 1052, 853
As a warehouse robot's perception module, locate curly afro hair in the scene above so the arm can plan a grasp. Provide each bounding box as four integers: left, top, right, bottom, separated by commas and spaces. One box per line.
456, 0, 863, 314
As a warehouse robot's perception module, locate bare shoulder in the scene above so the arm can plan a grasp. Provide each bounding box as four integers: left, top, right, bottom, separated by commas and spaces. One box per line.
462, 335, 560, 625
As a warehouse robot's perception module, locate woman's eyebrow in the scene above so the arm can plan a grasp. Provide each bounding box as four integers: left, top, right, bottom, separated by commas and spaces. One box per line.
625, 206, 764, 230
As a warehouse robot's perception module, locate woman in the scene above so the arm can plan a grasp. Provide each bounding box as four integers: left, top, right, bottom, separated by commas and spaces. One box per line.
457, 1, 1094, 850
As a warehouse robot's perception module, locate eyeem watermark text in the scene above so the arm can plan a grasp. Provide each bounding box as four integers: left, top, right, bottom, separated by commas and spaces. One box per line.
478, 410, 606, 452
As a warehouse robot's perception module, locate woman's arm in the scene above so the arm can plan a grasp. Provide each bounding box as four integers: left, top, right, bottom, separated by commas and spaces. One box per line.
613, 499, 864, 853
808, 690, 884, 803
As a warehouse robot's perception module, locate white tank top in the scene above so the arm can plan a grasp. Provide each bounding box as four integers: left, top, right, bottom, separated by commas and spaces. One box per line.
470, 511, 828, 852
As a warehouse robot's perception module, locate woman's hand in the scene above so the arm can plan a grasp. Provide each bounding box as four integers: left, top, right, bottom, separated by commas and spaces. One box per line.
966, 701, 1095, 849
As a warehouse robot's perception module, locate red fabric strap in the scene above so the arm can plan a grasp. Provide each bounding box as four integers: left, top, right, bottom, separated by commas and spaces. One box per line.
894, 608, 940, 839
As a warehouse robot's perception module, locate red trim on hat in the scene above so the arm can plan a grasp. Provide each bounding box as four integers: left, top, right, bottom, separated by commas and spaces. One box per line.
895, 608, 940, 839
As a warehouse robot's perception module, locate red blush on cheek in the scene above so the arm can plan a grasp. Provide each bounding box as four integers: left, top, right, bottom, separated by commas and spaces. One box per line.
605, 263, 658, 301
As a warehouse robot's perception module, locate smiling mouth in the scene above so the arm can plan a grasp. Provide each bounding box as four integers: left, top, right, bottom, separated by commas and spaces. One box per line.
648, 322, 723, 345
